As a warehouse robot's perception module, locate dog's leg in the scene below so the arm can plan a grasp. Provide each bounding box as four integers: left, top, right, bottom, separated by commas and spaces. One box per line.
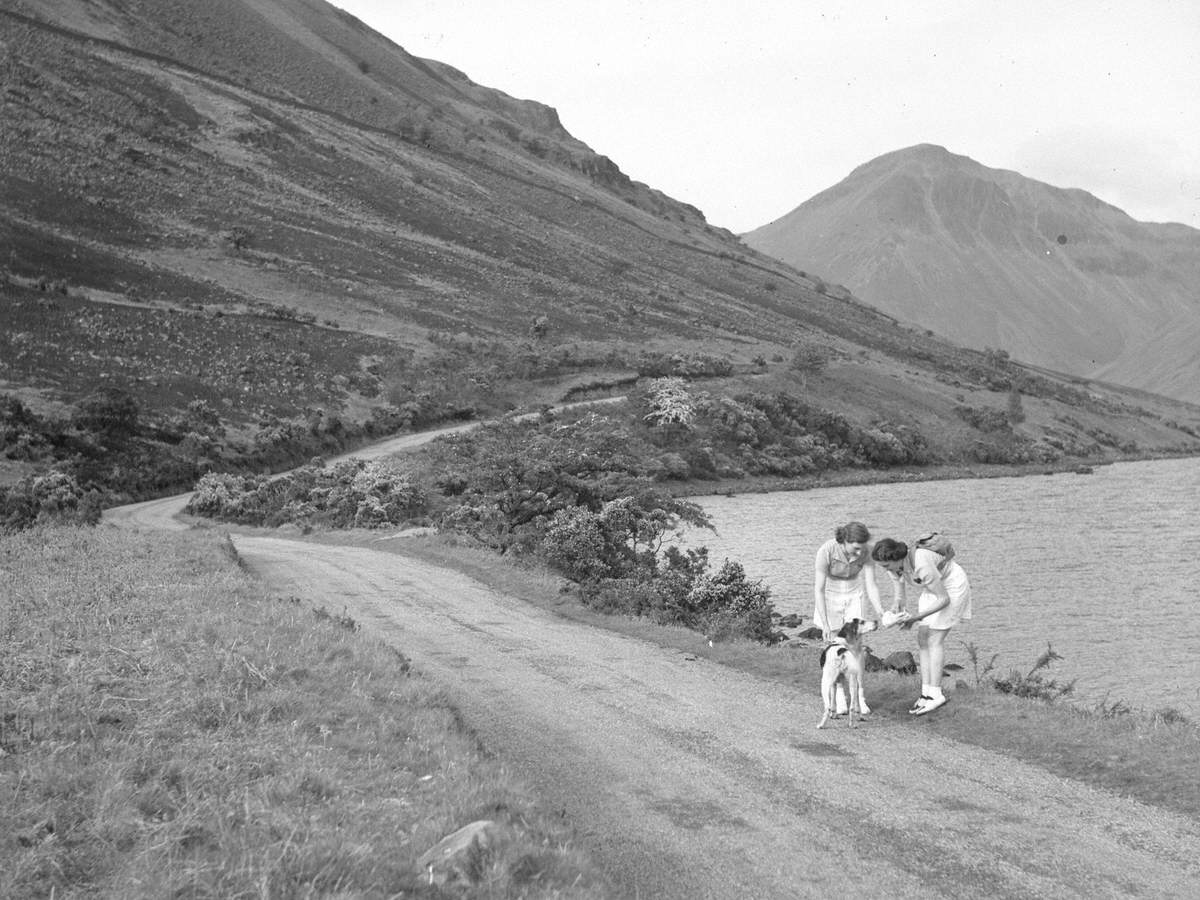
817, 670, 836, 729
847, 670, 859, 728
856, 656, 871, 715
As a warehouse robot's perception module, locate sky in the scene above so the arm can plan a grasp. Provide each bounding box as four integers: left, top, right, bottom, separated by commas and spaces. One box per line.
334, 1, 1200, 234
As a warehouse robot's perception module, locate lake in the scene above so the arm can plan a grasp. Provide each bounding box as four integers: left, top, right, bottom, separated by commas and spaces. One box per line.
677, 457, 1200, 718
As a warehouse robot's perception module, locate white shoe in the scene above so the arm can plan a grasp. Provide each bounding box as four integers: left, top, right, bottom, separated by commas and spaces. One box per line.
912, 695, 948, 716
908, 695, 932, 714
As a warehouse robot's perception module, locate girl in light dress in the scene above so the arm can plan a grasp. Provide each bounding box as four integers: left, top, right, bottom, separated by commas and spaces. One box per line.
812, 521, 885, 714
871, 537, 973, 715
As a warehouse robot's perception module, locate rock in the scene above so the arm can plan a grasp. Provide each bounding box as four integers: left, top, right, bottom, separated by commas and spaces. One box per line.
796, 626, 824, 640
884, 650, 918, 674
864, 648, 888, 672
416, 819, 498, 886
777, 613, 803, 628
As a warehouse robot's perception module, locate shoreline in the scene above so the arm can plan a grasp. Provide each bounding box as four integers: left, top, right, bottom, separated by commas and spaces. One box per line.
668, 448, 1199, 500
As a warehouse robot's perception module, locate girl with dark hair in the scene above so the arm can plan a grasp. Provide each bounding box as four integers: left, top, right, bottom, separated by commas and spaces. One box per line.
813, 521, 884, 714
871, 537, 973, 715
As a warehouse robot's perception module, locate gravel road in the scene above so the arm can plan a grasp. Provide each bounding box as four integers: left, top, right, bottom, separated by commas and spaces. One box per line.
102, 416, 1200, 898
234, 535, 1198, 899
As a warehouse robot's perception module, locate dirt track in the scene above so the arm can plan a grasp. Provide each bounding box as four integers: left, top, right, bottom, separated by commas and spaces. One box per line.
103, 427, 1200, 898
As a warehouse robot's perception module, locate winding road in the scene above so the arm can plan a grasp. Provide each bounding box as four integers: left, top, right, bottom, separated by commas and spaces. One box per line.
103, 419, 1200, 898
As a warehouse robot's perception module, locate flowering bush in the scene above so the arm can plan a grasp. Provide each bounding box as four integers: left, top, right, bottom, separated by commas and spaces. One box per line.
0, 470, 103, 531
187, 460, 426, 528
667, 560, 776, 642
640, 377, 698, 429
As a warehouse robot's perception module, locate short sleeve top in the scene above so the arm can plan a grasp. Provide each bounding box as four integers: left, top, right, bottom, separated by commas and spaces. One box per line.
814, 538, 872, 581
898, 548, 944, 588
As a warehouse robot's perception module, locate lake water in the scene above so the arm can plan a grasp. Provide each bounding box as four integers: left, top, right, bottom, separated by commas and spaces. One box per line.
676, 457, 1200, 718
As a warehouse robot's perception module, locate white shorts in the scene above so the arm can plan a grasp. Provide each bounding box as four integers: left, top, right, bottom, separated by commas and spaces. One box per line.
916, 562, 972, 630
815, 579, 865, 631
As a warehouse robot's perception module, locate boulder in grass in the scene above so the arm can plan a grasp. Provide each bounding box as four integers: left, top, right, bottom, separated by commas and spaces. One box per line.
416, 819, 498, 886
884, 650, 918, 675
864, 648, 888, 672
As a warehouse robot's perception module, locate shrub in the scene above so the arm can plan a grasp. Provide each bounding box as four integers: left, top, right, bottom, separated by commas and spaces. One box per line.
789, 341, 829, 375
990, 644, 1076, 701
541, 496, 681, 583
661, 559, 777, 643
636, 352, 733, 378
954, 404, 1011, 433
639, 377, 697, 429
0, 470, 103, 531
187, 460, 427, 529
423, 412, 705, 551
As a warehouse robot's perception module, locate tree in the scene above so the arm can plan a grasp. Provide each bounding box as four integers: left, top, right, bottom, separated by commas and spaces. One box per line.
790, 341, 829, 390
641, 377, 696, 429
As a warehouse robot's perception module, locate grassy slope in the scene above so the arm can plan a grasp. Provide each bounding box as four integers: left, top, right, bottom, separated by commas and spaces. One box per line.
0, 527, 611, 898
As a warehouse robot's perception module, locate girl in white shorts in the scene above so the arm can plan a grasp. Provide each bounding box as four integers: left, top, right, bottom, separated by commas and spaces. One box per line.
813, 521, 885, 713
871, 537, 972, 715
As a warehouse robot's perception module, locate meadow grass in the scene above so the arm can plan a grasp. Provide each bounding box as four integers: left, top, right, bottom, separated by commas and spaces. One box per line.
370, 531, 1200, 821
0, 526, 610, 899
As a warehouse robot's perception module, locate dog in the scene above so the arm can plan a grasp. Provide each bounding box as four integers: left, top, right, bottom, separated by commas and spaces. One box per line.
816, 618, 876, 729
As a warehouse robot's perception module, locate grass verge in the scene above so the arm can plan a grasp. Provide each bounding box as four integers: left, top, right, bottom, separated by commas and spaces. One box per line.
355, 530, 1200, 822
0, 526, 611, 899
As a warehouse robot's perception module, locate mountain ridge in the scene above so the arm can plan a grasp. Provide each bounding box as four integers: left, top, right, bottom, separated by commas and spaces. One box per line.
743, 143, 1200, 401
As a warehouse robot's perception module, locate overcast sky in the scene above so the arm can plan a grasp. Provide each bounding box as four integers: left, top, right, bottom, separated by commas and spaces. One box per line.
334, 1, 1200, 234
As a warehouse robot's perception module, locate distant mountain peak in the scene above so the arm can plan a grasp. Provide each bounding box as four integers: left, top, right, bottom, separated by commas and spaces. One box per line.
744, 146, 1200, 401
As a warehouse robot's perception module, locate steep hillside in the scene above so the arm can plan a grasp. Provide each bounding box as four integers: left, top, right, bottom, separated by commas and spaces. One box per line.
2, 2, 1199, 503
743, 144, 1200, 402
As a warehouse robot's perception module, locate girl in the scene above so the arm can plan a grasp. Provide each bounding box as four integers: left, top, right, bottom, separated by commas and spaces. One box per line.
871, 537, 973, 715
813, 521, 884, 713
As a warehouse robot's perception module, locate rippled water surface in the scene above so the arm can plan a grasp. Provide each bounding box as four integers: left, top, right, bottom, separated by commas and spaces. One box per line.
677, 457, 1200, 717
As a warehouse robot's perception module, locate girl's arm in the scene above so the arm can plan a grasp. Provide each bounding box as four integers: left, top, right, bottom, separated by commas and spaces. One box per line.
885, 569, 906, 613
813, 567, 832, 640
862, 563, 885, 619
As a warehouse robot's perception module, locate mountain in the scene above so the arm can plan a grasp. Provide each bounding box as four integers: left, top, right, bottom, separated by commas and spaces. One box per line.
2, 2, 1199, 498
742, 144, 1200, 402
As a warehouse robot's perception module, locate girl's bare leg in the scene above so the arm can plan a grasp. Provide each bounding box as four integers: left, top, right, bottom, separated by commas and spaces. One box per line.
916, 626, 932, 693
922, 627, 950, 701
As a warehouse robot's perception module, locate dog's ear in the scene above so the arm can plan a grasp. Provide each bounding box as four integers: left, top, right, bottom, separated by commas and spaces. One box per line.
837, 619, 859, 638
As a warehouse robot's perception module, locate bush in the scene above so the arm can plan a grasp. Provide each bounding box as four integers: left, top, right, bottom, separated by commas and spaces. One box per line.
187, 460, 427, 529
661, 559, 777, 643
954, 404, 1011, 433
0, 470, 103, 532
990, 644, 1077, 701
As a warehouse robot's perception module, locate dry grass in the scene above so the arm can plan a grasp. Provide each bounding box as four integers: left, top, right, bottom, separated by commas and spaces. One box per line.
369, 531, 1200, 821
0, 526, 610, 899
